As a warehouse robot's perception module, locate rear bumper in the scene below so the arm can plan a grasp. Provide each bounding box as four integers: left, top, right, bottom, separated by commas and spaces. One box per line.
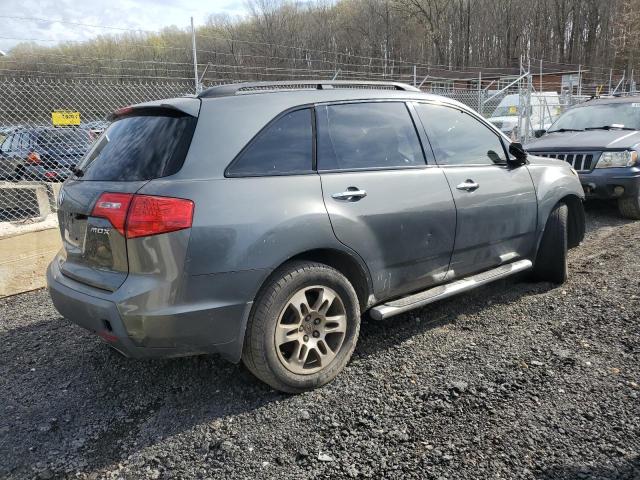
579, 167, 640, 200
46, 260, 261, 362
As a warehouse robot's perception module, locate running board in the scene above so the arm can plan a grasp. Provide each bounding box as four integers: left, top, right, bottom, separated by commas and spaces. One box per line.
369, 259, 533, 320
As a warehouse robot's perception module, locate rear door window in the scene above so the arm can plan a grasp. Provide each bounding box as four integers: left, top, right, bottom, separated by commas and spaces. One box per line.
76, 113, 197, 181
226, 108, 313, 177
316, 102, 425, 171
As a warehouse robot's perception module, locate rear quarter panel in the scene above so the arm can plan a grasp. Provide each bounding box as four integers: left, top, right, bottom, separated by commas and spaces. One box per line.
139, 175, 356, 278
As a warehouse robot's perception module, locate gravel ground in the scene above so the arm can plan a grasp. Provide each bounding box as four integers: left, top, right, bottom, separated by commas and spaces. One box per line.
1, 202, 639, 480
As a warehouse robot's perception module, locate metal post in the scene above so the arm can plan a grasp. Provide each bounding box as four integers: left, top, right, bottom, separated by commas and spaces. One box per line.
631, 69, 635, 94
524, 59, 532, 144
517, 56, 523, 141
477, 71, 482, 115
413, 65, 417, 87
608, 69, 613, 95
577, 64, 582, 97
540, 58, 543, 93
191, 17, 199, 94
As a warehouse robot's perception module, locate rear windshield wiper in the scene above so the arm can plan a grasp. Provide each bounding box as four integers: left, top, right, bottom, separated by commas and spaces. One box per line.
584, 125, 637, 131
547, 128, 584, 133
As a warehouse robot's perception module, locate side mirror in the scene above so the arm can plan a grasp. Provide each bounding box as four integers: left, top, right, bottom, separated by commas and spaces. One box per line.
534, 129, 546, 138
508, 142, 528, 167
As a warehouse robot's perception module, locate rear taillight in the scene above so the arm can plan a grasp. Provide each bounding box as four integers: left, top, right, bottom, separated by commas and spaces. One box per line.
91, 192, 194, 239
27, 152, 41, 164
92, 192, 133, 236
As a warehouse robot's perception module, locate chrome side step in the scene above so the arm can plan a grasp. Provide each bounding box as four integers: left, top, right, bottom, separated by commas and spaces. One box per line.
369, 259, 533, 320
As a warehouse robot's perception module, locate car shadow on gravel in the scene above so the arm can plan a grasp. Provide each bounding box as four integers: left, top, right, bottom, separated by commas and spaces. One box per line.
355, 274, 555, 360
355, 200, 634, 361
583, 199, 636, 232
0, 314, 282, 474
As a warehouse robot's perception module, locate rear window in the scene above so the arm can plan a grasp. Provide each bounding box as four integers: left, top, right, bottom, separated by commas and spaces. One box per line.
76, 113, 197, 181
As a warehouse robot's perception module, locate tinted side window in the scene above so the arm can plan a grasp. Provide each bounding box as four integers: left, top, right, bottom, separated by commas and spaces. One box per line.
17, 133, 30, 151
414, 103, 507, 166
316, 102, 425, 171
1, 135, 13, 153
227, 109, 313, 176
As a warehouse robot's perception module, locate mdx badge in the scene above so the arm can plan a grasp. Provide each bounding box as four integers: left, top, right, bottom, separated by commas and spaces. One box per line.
90, 226, 111, 235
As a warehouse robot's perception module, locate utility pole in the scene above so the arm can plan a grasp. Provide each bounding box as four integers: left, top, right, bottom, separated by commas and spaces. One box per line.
191, 17, 199, 94
413, 65, 417, 87
608, 69, 613, 95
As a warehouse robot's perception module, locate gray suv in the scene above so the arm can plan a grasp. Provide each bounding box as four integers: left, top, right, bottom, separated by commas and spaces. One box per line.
47, 81, 586, 393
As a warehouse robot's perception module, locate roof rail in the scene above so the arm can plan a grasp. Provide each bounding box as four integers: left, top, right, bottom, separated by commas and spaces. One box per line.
198, 80, 420, 98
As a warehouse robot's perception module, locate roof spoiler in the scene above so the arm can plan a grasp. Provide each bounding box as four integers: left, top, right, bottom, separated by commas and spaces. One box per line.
109, 97, 201, 120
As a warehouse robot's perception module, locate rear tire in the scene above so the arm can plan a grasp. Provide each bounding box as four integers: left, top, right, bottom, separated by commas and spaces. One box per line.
617, 194, 640, 220
533, 203, 568, 284
242, 261, 360, 393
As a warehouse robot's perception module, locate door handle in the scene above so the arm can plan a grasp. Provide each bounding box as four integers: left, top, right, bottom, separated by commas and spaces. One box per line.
456, 180, 479, 192
332, 187, 367, 201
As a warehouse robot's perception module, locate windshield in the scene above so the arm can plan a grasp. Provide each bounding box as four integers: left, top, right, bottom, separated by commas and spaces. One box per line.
549, 102, 640, 132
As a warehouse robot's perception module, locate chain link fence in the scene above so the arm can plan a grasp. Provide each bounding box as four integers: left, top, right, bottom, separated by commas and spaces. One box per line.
0, 79, 193, 224
0, 66, 625, 228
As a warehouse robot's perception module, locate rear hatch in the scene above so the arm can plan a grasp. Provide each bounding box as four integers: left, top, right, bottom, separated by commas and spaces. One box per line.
56, 102, 199, 291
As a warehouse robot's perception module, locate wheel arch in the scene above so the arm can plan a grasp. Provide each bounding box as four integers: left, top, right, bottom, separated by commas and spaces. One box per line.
560, 194, 586, 249
254, 248, 374, 311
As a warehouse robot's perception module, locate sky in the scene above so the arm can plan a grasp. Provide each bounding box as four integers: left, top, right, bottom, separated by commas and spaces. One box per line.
0, 0, 249, 53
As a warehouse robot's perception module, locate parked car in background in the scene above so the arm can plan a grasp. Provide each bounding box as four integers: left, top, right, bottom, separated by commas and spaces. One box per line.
0, 125, 23, 143
47, 81, 585, 393
0, 127, 91, 182
488, 92, 561, 138
525, 96, 640, 219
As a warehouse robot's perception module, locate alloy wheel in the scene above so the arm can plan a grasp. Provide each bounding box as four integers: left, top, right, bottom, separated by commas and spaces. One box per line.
274, 285, 347, 375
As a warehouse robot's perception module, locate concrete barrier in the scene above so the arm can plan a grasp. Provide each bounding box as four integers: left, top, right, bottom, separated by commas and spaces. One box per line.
0, 181, 52, 221
0, 226, 61, 297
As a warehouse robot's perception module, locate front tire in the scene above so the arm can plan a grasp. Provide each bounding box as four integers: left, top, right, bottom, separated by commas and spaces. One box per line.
533, 203, 568, 284
618, 194, 640, 220
242, 261, 360, 393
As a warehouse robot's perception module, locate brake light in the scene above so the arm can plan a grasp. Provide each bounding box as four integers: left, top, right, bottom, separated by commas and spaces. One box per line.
127, 195, 194, 238
92, 192, 133, 236
114, 106, 134, 117
27, 152, 41, 164
91, 193, 194, 239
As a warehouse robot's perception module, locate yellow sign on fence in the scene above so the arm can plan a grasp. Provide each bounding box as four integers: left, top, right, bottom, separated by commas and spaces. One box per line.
51, 110, 81, 126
